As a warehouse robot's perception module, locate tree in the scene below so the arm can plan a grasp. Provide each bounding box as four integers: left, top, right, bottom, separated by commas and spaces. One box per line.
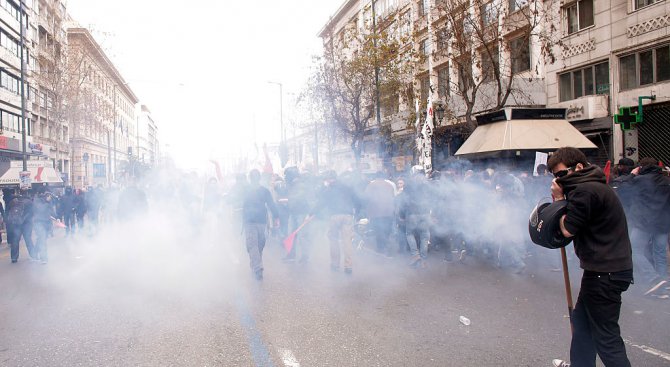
432, 0, 558, 131
310, 18, 418, 165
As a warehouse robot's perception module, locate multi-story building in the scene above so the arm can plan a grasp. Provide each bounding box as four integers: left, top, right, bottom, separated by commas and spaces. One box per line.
321, 0, 670, 168
0, 0, 36, 163
546, 0, 670, 165
66, 27, 138, 188
28, 0, 70, 181
137, 104, 159, 167
319, 0, 549, 170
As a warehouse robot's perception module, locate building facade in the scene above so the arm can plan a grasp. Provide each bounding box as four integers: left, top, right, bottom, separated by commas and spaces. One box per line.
321, 0, 670, 168
319, 0, 550, 170
545, 0, 670, 165
0, 0, 36, 164
66, 27, 138, 189
137, 104, 158, 167
28, 0, 70, 181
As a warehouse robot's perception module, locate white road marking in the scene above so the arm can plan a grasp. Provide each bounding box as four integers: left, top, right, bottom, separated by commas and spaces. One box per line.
278, 348, 300, 367
624, 338, 670, 362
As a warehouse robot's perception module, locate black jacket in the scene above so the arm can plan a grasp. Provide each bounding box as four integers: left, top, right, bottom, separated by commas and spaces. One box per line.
557, 165, 633, 273
629, 166, 670, 233
33, 196, 56, 225
242, 184, 278, 224
311, 180, 360, 217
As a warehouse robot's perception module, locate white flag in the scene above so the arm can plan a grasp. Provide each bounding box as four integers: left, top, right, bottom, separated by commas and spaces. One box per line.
414, 99, 420, 130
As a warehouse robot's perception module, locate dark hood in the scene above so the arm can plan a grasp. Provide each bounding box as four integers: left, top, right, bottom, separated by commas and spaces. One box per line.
639, 165, 662, 176
556, 165, 606, 194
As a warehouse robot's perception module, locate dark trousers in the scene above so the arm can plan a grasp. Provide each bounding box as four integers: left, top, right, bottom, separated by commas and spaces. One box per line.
570, 270, 632, 367
34, 222, 50, 262
64, 213, 75, 235
9, 222, 35, 262
370, 217, 393, 252
245, 223, 266, 273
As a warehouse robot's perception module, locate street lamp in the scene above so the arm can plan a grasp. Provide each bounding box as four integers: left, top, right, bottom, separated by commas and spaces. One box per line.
435, 102, 446, 124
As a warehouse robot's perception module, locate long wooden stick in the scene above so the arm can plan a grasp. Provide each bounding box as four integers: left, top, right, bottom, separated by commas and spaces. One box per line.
561, 247, 574, 333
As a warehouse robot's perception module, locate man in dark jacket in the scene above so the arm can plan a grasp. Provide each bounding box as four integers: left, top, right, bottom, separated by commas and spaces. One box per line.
548, 147, 633, 367
311, 170, 360, 274
59, 187, 76, 236
399, 168, 432, 267
33, 192, 56, 264
364, 172, 396, 256
610, 158, 636, 213
6, 189, 35, 263
628, 157, 670, 288
243, 169, 279, 280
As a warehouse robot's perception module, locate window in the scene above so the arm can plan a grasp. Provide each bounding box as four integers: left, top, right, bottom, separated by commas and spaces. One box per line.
436, 27, 448, 50
565, 0, 594, 35
635, 0, 660, 10
458, 59, 473, 91
0, 29, 19, 57
419, 76, 430, 101
420, 38, 431, 57
481, 2, 498, 27
619, 45, 670, 90
509, 0, 528, 13
1, 110, 21, 133
399, 11, 412, 38
509, 36, 530, 74
438, 66, 449, 98
0, 70, 20, 94
480, 45, 500, 82
419, 0, 429, 16
558, 61, 609, 101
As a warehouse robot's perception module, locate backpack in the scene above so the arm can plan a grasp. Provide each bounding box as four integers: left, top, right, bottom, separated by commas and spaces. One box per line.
7, 199, 26, 226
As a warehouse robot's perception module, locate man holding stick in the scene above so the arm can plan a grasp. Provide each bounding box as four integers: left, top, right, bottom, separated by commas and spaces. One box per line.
548, 148, 633, 367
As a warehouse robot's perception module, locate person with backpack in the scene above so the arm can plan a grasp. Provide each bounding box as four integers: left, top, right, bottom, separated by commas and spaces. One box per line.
7, 189, 35, 263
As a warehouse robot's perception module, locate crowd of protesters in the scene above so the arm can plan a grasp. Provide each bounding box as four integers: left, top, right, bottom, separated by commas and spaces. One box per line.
213, 155, 669, 297
0, 183, 147, 264
1, 154, 667, 299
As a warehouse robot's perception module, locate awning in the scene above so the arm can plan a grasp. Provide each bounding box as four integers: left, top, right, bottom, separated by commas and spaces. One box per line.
455, 119, 597, 156
0, 160, 63, 186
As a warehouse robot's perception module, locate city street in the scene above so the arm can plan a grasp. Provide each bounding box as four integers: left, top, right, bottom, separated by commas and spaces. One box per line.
0, 215, 668, 367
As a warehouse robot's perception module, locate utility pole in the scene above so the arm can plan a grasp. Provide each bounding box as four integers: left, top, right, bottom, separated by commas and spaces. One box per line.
268, 81, 284, 141
19, 0, 28, 172
113, 85, 117, 182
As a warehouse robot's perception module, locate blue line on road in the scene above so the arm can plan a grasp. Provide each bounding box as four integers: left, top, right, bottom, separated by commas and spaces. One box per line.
236, 289, 275, 367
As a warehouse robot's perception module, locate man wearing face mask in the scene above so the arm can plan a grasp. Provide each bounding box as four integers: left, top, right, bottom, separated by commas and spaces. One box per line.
33, 191, 56, 264
547, 148, 633, 367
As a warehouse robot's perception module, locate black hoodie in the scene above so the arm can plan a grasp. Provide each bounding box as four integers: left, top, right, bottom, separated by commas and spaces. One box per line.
557, 165, 633, 273
629, 165, 670, 233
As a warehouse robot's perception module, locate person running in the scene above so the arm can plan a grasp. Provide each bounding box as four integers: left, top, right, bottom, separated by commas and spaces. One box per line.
548, 147, 633, 367
242, 169, 279, 280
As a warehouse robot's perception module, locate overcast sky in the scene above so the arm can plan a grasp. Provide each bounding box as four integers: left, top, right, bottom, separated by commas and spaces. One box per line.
66, 0, 344, 171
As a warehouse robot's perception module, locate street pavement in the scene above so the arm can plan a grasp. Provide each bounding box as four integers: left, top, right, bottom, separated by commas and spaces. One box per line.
0, 215, 669, 367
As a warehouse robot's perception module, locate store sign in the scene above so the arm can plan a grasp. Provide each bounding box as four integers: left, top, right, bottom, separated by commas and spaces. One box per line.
29, 143, 45, 155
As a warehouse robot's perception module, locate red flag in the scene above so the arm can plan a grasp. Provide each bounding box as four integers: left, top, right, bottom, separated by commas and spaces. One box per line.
262, 144, 273, 175
604, 160, 611, 184
282, 217, 313, 253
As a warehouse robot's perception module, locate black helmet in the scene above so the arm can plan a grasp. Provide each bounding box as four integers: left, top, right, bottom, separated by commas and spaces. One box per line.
528, 200, 572, 249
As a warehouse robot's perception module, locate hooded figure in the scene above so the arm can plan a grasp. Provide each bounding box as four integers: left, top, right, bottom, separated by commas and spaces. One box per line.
628, 157, 670, 285
548, 147, 632, 367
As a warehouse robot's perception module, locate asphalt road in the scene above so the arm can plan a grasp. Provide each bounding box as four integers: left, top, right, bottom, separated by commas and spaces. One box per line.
0, 214, 668, 367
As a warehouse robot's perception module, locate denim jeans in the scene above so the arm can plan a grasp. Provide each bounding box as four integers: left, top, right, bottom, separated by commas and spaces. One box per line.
244, 223, 267, 273
34, 222, 50, 262
405, 214, 430, 259
370, 216, 393, 252
631, 228, 669, 282
328, 214, 354, 269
